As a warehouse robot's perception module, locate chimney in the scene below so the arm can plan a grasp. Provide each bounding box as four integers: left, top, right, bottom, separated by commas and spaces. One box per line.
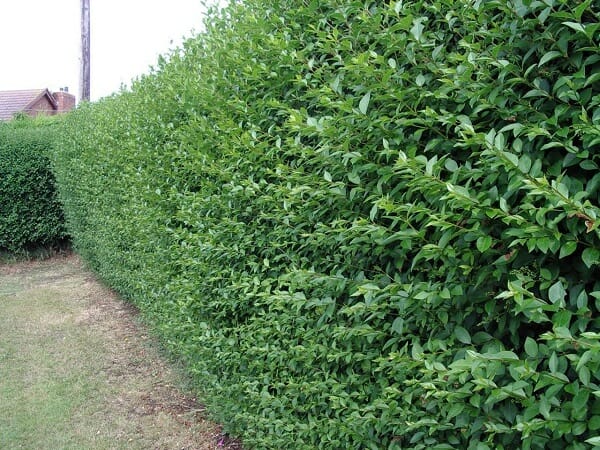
53, 87, 76, 113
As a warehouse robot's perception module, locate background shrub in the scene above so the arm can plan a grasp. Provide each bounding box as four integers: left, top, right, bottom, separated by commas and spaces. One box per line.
54, 0, 600, 448
0, 117, 66, 252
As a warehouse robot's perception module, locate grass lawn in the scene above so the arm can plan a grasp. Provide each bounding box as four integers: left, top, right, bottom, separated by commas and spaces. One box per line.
0, 253, 242, 450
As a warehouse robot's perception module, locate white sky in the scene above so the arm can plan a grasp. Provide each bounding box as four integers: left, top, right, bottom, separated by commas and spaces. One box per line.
0, 1, 222, 101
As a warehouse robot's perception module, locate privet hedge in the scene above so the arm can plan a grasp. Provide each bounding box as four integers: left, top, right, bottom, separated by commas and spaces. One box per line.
53, 0, 600, 448
0, 118, 66, 252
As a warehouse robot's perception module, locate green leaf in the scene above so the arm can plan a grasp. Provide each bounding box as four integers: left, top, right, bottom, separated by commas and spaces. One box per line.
581, 366, 592, 386
582, 248, 599, 268
538, 6, 552, 23
444, 158, 458, 172
330, 74, 341, 93
582, 331, 600, 338
369, 203, 378, 221
478, 350, 519, 361
446, 183, 472, 199
391, 317, 404, 335
499, 197, 509, 213
562, 21, 586, 33
576, 290, 588, 309
587, 173, 600, 193
518, 155, 532, 173
358, 91, 371, 115
524, 337, 538, 358
549, 352, 558, 373
523, 89, 549, 99
347, 171, 360, 184
559, 240, 578, 258
425, 155, 437, 175
585, 436, 600, 445
412, 341, 424, 360
576, 350, 593, 372
554, 327, 571, 339
574, 0, 591, 21
503, 151, 518, 167
447, 403, 464, 419
573, 390, 589, 412
548, 281, 566, 304
572, 422, 587, 436
410, 17, 426, 41
494, 132, 506, 150
539, 396, 551, 418
476, 235, 493, 253
454, 326, 471, 344
585, 72, 600, 88
538, 51, 562, 67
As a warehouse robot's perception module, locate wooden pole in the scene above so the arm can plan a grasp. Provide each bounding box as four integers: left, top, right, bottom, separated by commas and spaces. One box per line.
80, 0, 90, 101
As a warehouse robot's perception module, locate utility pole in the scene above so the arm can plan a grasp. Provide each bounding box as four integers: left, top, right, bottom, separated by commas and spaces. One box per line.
80, 0, 90, 101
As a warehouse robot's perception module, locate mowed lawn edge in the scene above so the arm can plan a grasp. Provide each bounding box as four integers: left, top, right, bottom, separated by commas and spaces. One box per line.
0, 253, 242, 450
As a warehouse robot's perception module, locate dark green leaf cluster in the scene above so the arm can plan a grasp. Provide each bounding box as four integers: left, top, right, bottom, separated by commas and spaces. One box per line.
53, 0, 600, 448
0, 118, 66, 252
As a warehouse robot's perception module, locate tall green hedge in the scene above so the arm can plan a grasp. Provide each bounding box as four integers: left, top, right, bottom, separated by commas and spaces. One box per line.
54, 0, 600, 448
0, 118, 66, 252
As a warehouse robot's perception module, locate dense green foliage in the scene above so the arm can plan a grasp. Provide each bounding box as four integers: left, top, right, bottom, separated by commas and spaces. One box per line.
0, 118, 66, 252
53, 0, 600, 448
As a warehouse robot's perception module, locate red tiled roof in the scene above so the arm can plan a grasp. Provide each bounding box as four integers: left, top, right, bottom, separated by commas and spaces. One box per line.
0, 89, 57, 121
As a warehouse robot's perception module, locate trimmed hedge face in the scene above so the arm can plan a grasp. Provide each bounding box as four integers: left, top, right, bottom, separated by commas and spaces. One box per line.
54, 0, 600, 448
0, 119, 66, 252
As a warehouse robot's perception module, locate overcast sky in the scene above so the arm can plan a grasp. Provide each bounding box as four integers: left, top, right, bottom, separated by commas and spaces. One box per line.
0, 1, 222, 101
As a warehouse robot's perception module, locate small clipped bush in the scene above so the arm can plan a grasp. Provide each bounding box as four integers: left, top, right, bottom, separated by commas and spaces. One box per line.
0, 118, 66, 252
54, 0, 600, 448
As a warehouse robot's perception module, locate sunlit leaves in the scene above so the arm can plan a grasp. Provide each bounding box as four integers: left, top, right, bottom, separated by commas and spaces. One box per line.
358, 91, 371, 115
52, 0, 600, 448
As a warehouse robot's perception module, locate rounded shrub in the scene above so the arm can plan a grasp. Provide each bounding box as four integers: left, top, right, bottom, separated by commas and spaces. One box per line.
54, 0, 600, 448
0, 118, 66, 252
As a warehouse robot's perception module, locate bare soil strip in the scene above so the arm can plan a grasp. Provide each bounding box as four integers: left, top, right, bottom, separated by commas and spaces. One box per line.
0, 253, 243, 450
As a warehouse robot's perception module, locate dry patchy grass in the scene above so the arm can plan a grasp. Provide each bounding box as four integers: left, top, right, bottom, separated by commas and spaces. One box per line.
0, 253, 243, 450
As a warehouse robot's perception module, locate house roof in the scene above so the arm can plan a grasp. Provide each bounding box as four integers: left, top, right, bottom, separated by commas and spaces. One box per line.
0, 89, 58, 121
